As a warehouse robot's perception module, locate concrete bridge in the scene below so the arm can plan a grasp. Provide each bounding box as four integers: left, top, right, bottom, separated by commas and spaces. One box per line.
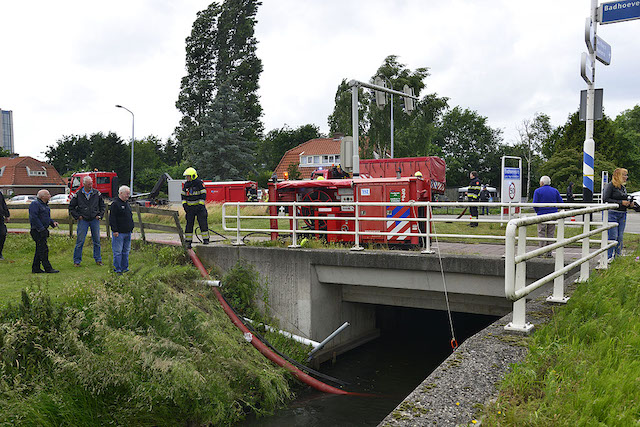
196, 243, 564, 364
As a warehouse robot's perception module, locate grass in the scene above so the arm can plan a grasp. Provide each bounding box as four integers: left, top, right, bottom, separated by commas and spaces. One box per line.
0, 234, 311, 425
480, 245, 640, 426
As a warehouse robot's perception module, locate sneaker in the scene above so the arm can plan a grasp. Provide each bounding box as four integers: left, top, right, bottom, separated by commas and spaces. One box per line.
74, 263, 81, 267
96, 261, 103, 266
608, 257, 614, 264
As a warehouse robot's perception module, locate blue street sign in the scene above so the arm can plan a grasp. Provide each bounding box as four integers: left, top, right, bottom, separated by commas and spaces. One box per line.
600, 0, 640, 24
503, 167, 520, 179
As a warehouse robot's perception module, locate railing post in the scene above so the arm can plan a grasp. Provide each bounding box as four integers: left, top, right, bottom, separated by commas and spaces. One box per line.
598, 208, 609, 269
505, 225, 534, 332
421, 202, 434, 254
134, 203, 146, 243
578, 212, 590, 282
547, 216, 569, 304
289, 202, 301, 248
351, 200, 364, 251
233, 202, 244, 246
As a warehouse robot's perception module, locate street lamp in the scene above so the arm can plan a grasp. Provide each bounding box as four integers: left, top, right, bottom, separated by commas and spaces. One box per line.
115, 105, 135, 194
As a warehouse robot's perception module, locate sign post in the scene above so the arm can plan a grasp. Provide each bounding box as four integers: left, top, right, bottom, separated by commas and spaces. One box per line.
500, 156, 522, 223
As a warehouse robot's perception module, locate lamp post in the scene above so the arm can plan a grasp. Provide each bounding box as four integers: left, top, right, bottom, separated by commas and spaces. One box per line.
115, 105, 135, 194
375, 75, 394, 158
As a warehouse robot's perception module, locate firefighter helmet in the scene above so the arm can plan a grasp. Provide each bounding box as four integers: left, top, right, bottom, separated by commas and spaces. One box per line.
183, 167, 198, 179
414, 171, 423, 178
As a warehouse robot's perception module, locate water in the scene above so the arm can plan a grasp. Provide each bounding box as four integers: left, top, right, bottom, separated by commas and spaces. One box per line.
242, 307, 498, 426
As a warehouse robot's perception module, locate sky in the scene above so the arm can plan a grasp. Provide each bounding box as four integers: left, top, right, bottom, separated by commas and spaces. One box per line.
2, 0, 639, 161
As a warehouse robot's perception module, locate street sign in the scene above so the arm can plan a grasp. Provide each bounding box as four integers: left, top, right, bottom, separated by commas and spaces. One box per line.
599, 0, 640, 24
581, 52, 594, 85
595, 35, 612, 65
579, 89, 604, 121
585, 18, 595, 53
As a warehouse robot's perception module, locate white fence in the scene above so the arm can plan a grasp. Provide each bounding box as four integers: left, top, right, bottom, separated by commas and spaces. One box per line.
222, 201, 620, 331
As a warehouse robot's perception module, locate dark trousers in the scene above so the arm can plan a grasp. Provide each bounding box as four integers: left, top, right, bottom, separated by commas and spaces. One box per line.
469, 201, 479, 226
30, 229, 52, 272
0, 222, 6, 256
185, 205, 209, 243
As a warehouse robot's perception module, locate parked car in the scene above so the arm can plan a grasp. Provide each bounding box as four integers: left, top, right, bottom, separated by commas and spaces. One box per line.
7, 195, 37, 204
49, 193, 71, 204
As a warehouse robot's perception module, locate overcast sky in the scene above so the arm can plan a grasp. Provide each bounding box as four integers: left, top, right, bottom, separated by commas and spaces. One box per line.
2, 0, 639, 161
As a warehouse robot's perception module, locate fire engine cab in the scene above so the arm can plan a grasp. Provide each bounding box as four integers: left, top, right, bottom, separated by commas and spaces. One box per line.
68, 171, 119, 198
268, 158, 445, 246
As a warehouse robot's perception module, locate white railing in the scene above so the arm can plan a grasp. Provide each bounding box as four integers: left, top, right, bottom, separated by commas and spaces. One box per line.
223, 201, 620, 329
504, 204, 618, 332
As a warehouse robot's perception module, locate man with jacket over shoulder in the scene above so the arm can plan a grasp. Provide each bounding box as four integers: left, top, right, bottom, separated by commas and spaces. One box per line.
29, 190, 59, 273
69, 176, 106, 266
0, 191, 9, 260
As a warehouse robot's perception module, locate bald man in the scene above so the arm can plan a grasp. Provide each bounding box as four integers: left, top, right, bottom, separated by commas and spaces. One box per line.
28, 190, 59, 273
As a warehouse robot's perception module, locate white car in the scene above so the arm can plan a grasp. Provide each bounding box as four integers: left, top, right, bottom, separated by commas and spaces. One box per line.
49, 193, 71, 204
7, 195, 37, 204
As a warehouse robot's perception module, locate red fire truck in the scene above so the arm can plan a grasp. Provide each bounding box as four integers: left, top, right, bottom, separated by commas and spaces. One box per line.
204, 181, 259, 203
268, 160, 445, 245
68, 171, 119, 198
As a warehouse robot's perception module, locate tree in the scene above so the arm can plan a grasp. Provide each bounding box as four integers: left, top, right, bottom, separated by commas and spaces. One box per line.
176, 0, 263, 180
286, 162, 301, 180
434, 107, 503, 186
258, 124, 321, 171
0, 148, 11, 157
327, 79, 369, 144
515, 113, 554, 200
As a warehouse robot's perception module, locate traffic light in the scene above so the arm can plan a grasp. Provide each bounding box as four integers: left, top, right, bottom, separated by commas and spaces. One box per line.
403, 85, 415, 114
374, 76, 387, 109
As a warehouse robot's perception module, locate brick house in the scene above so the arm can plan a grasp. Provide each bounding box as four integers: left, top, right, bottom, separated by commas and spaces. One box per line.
273, 137, 344, 180
0, 156, 67, 196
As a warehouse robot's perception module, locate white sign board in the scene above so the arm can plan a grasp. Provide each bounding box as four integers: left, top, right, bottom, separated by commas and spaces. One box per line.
501, 167, 522, 203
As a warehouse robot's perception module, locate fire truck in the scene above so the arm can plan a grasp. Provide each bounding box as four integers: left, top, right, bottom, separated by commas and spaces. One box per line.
68, 171, 119, 198
268, 157, 446, 246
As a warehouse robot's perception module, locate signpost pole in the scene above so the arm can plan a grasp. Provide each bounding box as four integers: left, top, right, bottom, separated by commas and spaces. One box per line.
583, 0, 598, 204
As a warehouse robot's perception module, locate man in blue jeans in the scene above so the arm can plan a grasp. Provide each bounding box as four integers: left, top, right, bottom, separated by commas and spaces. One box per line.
109, 185, 134, 274
69, 176, 106, 266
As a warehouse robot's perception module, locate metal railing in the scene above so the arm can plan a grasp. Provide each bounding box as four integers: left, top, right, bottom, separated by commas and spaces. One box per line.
224, 200, 621, 331
504, 204, 618, 332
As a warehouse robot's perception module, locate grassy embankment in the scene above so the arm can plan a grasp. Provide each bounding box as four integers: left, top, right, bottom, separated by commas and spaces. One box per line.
0, 233, 309, 425
479, 247, 640, 425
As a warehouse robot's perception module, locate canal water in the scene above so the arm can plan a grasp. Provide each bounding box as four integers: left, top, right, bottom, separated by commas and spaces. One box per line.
242, 307, 498, 426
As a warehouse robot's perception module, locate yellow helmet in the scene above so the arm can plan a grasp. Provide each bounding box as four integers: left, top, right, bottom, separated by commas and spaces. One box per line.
183, 167, 198, 179
414, 171, 423, 178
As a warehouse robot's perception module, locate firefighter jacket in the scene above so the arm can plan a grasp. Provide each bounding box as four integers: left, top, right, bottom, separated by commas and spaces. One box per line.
0, 193, 9, 223
182, 178, 206, 209
69, 189, 106, 220
467, 177, 481, 201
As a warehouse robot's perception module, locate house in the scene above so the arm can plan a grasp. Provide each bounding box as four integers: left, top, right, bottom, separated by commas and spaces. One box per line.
273, 137, 344, 180
0, 156, 67, 196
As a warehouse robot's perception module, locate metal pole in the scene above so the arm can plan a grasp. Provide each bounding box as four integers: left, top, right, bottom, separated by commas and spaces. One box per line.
115, 105, 135, 194
307, 322, 350, 360
390, 93, 394, 158
583, 0, 598, 204
351, 85, 360, 177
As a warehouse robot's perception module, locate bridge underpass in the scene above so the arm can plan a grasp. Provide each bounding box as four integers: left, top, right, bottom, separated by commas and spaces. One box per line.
196, 244, 574, 364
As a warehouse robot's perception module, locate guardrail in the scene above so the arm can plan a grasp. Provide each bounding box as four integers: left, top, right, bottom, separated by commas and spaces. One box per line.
5, 203, 185, 248
223, 200, 620, 331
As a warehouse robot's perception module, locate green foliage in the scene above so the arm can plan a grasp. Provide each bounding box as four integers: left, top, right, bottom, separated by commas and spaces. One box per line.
0, 148, 12, 157
483, 252, 640, 425
258, 124, 321, 171
221, 259, 268, 321
0, 246, 292, 425
286, 163, 301, 180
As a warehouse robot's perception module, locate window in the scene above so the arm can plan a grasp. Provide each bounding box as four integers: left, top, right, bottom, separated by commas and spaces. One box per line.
96, 176, 110, 184
300, 154, 342, 167
0, 166, 4, 177
71, 176, 81, 189
26, 166, 47, 177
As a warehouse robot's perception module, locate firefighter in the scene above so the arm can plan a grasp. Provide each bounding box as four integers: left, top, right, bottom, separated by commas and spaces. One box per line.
181, 167, 209, 248
467, 171, 481, 227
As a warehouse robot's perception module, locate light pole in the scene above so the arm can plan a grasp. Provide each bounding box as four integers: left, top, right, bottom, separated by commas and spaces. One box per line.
115, 105, 135, 194
375, 75, 394, 158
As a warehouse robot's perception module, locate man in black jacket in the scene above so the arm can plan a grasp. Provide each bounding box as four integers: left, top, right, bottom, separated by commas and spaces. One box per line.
69, 176, 106, 266
0, 192, 10, 260
467, 171, 481, 226
109, 185, 134, 274
181, 167, 209, 249
29, 190, 59, 273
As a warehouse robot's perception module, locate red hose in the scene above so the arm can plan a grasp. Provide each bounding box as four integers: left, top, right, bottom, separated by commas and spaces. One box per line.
186, 249, 374, 396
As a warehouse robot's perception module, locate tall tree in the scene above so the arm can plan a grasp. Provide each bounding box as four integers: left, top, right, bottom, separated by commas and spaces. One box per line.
327, 79, 369, 143
176, 0, 263, 180
515, 113, 554, 199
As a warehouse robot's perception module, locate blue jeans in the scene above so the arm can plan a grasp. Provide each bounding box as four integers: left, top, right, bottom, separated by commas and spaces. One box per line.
74, 218, 101, 264
111, 232, 131, 273
608, 210, 627, 259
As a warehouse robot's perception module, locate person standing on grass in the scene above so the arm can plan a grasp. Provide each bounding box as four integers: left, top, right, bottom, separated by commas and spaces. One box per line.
603, 168, 631, 261
0, 191, 9, 260
467, 171, 481, 227
109, 185, 134, 274
532, 175, 563, 257
69, 176, 106, 266
28, 190, 59, 273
